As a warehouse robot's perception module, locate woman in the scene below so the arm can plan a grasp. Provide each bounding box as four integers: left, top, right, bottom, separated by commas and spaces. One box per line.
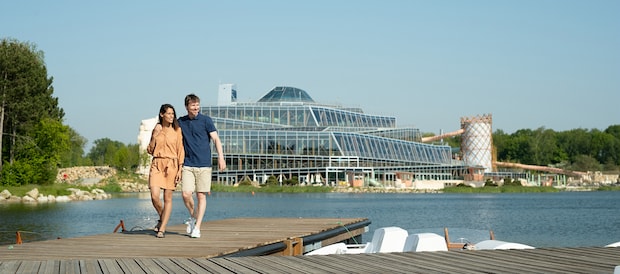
147, 104, 184, 238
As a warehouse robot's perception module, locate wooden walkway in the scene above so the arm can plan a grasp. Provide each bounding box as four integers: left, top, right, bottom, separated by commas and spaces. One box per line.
1, 246, 619, 273
0, 217, 369, 260
1, 217, 619, 273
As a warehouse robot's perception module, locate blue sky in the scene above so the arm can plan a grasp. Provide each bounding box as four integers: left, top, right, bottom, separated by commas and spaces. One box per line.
2, 1, 619, 150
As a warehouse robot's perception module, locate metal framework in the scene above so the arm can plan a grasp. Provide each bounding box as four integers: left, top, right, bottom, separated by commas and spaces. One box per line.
201, 86, 476, 186
460, 114, 493, 173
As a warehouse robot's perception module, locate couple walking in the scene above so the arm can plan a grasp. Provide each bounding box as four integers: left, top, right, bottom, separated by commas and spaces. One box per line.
146, 93, 226, 238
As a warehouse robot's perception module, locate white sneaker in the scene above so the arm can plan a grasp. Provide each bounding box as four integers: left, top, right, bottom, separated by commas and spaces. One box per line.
185, 217, 195, 234
190, 228, 201, 238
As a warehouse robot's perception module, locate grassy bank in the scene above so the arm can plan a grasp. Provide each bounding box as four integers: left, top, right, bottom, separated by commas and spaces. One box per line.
4, 173, 620, 196
443, 185, 561, 193
211, 184, 334, 193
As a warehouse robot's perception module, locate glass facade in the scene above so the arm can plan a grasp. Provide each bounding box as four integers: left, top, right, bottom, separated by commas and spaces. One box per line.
205, 86, 469, 186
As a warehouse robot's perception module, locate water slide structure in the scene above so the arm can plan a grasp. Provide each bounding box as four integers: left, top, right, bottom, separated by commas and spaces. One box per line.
421, 114, 583, 178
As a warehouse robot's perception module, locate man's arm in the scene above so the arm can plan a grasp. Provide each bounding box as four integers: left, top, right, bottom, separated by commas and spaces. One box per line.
209, 131, 226, 171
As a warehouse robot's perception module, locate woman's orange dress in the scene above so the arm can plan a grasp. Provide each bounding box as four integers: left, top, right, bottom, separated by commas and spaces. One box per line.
147, 126, 185, 190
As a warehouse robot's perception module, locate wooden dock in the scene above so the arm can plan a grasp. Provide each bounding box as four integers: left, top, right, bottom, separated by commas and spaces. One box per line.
1, 217, 619, 273
0, 217, 369, 260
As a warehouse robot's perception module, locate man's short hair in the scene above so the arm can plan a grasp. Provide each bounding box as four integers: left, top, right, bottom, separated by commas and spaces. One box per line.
185, 93, 200, 106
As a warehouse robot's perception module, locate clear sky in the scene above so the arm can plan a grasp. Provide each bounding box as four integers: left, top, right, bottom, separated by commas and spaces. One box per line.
2, 1, 619, 150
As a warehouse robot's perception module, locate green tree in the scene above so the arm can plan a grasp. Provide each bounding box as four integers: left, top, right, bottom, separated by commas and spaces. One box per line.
503, 129, 533, 164
494, 126, 620, 172
529, 127, 561, 166
113, 144, 141, 171
556, 128, 591, 162
571, 154, 601, 172
590, 130, 615, 167
0, 39, 64, 168
87, 138, 140, 171
88, 138, 123, 166
59, 127, 90, 167
604, 125, 620, 166
1, 118, 69, 185
0, 38, 65, 185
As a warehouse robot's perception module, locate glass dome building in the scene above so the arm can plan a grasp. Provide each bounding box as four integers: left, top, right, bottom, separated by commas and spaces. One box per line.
199, 85, 470, 187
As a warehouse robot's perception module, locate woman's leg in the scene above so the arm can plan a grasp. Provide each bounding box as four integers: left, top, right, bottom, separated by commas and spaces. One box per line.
150, 179, 163, 231
159, 189, 174, 233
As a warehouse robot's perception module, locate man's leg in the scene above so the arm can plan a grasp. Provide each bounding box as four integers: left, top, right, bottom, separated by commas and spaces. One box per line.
194, 192, 207, 230
181, 167, 195, 218
182, 190, 194, 218
181, 167, 197, 234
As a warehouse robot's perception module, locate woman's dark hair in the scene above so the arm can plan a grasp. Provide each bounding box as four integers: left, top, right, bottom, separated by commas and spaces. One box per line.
158, 103, 180, 130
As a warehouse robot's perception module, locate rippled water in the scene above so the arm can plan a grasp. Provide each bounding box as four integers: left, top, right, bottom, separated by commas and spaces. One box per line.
1, 191, 619, 247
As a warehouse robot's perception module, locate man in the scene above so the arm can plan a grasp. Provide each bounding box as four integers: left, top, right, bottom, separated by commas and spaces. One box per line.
178, 93, 226, 238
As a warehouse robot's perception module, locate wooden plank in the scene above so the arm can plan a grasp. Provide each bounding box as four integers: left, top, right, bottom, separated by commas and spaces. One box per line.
38, 260, 61, 274
132, 258, 169, 274
381, 252, 475, 273
168, 258, 216, 274
115, 258, 148, 274
189, 258, 240, 274
152, 258, 191, 274
58, 259, 80, 274
0, 260, 21, 273
77, 260, 100, 274
222, 256, 297, 273
270, 255, 349, 274
205, 258, 259, 274
15, 260, 40, 274
453, 249, 571, 273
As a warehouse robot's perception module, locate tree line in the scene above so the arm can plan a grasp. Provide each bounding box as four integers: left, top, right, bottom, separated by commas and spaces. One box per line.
0, 38, 144, 186
1, 38, 618, 187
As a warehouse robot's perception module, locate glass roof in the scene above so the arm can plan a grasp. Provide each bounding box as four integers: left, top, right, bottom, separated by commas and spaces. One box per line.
257, 86, 315, 103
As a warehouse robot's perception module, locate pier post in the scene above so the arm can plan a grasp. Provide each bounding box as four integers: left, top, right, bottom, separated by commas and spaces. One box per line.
282, 237, 303, 256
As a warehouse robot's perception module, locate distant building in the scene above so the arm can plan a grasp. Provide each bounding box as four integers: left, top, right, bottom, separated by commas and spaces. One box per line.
137, 84, 474, 185
159, 84, 471, 186
137, 117, 157, 175
217, 83, 237, 106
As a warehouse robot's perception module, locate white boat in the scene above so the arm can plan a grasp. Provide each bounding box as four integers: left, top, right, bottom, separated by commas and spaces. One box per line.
404, 232, 449, 252
306, 226, 449, 255
306, 226, 411, 255
473, 240, 535, 250
305, 226, 534, 255
605, 241, 620, 247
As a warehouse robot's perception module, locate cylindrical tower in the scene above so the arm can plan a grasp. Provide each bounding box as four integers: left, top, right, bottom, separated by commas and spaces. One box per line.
460, 114, 493, 172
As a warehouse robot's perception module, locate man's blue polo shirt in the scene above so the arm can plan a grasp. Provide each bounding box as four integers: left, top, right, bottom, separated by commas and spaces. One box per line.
178, 113, 218, 167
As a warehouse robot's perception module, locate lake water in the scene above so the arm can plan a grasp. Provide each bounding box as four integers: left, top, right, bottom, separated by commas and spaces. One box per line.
1, 191, 619, 248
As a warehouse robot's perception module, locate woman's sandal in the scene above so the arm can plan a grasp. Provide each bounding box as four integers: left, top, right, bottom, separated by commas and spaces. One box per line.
154, 220, 162, 232
156, 231, 165, 238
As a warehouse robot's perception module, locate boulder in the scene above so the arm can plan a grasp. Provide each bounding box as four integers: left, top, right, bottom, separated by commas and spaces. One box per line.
0, 189, 11, 199
26, 188, 39, 199
22, 196, 36, 203
56, 196, 71, 202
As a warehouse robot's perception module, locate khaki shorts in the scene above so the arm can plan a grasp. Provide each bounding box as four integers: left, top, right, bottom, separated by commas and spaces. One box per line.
182, 166, 212, 193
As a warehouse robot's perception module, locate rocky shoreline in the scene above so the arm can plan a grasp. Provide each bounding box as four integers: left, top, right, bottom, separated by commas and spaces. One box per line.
0, 187, 111, 203
2, 166, 615, 204
1, 166, 126, 204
